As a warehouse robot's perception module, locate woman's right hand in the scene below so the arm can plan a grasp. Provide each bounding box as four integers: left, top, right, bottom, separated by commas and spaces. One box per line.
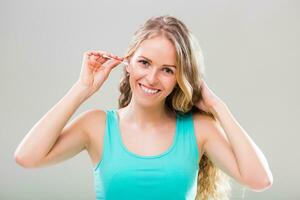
77, 50, 124, 97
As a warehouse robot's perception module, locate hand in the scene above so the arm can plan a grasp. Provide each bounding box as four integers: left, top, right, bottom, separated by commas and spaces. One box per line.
78, 50, 124, 96
196, 80, 225, 114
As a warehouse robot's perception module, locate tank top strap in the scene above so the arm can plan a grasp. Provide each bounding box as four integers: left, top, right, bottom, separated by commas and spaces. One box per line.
94, 109, 119, 171
93, 109, 200, 199
176, 111, 200, 164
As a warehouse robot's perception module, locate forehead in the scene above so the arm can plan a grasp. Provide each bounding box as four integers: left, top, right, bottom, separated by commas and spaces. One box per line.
134, 36, 177, 65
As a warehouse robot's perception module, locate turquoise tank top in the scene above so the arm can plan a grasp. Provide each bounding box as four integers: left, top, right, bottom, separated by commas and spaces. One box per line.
93, 109, 200, 200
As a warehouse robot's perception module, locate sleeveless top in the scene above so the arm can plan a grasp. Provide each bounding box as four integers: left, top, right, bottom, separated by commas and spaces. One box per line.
93, 109, 200, 200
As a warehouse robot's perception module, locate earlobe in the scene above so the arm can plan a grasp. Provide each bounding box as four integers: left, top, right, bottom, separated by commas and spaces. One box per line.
125, 65, 131, 78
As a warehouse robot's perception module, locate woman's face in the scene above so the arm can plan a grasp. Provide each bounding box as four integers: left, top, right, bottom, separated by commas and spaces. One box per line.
126, 35, 177, 107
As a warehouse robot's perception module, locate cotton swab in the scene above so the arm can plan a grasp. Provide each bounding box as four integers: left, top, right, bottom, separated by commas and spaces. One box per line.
102, 54, 128, 65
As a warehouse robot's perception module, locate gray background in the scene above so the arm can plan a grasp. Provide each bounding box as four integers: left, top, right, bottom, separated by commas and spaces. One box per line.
1, 0, 299, 199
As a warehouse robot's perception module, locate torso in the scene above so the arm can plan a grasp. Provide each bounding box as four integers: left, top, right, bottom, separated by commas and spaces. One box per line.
85, 109, 206, 168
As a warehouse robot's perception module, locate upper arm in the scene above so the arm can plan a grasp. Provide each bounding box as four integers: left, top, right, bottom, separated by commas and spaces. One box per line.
33, 109, 104, 168
194, 113, 246, 186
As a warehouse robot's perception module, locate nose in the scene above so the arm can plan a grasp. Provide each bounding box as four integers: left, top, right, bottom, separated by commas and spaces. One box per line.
146, 68, 159, 85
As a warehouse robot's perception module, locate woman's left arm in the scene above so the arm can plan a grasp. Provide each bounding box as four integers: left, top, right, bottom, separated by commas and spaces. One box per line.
197, 80, 273, 190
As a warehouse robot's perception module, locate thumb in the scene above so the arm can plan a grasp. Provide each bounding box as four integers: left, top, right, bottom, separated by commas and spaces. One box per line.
93, 59, 121, 83
103, 59, 122, 74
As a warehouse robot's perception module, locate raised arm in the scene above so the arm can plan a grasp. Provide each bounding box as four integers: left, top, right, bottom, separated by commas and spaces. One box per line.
195, 80, 273, 191
14, 51, 124, 168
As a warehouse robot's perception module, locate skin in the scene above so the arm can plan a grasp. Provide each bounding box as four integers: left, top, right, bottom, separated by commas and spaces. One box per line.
15, 35, 272, 192
120, 36, 178, 128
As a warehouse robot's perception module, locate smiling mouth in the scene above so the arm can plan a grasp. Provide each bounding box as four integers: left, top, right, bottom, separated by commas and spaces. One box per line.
139, 83, 161, 94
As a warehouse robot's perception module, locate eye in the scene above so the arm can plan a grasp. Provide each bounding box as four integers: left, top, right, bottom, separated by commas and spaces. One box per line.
138, 60, 149, 66
163, 68, 174, 74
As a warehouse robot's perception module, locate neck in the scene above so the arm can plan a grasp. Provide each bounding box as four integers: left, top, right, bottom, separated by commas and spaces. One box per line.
119, 100, 175, 129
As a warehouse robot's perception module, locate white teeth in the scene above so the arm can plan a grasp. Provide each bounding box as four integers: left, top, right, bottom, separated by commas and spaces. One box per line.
140, 84, 159, 94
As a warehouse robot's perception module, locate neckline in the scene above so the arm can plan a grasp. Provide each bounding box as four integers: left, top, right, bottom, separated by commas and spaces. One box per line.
113, 109, 179, 159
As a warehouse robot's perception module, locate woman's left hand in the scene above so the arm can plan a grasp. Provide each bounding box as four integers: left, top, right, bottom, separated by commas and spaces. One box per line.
196, 80, 225, 114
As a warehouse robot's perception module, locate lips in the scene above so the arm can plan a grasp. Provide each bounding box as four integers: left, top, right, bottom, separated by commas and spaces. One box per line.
138, 83, 161, 91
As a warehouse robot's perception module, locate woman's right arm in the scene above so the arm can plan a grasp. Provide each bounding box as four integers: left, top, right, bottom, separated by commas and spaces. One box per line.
14, 50, 124, 168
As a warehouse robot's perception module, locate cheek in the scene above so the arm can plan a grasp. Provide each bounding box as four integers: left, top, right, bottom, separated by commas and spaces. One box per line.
128, 70, 141, 88
161, 79, 177, 92
129, 64, 146, 79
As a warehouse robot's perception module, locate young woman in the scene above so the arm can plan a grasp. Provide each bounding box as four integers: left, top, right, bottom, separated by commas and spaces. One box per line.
14, 15, 273, 200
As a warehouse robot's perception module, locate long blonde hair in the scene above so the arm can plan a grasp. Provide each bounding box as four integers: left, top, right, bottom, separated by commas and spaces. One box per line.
118, 15, 231, 200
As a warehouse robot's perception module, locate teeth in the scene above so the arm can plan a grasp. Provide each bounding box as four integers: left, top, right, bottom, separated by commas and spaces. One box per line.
140, 84, 159, 94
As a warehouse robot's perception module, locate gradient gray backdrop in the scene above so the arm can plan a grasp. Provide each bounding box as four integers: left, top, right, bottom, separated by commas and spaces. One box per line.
1, 0, 299, 199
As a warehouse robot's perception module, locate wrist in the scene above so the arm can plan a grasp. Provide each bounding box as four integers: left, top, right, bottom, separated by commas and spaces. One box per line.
69, 81, 92, 103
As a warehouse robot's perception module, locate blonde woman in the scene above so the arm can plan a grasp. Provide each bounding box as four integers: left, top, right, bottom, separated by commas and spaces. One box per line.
14, 15, 273, 200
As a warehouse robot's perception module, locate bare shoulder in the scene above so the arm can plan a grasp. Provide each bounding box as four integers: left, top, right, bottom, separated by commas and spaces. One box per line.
80, 108, 106, 129
80, 108, 106, 142
79, 109, 107, 163
192, 111, 218, 158
192, 111, 228, 152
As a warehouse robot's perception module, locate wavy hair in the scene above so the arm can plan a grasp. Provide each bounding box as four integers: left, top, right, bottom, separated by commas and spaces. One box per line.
118, 15, 232, 200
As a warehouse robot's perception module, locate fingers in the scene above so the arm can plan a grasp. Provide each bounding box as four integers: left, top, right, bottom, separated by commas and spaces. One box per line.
84, 50, 124, 68
86, 55, 100, 69
85, 51, 108, 66
85, 50, 124, 60
102, 54, 124, 62
102, 58, 122, 73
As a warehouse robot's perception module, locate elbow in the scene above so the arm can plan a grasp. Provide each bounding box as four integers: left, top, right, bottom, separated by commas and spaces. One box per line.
244, 174, 273, 192
248, 179, 273, 192
14, 151, 37, 169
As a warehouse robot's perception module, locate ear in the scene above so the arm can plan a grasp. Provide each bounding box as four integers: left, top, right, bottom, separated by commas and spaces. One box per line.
125, 63, 130, 73
125, 57, 131, 74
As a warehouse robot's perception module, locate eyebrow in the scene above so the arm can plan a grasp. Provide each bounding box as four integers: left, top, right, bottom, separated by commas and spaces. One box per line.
138, 56, 176, 69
